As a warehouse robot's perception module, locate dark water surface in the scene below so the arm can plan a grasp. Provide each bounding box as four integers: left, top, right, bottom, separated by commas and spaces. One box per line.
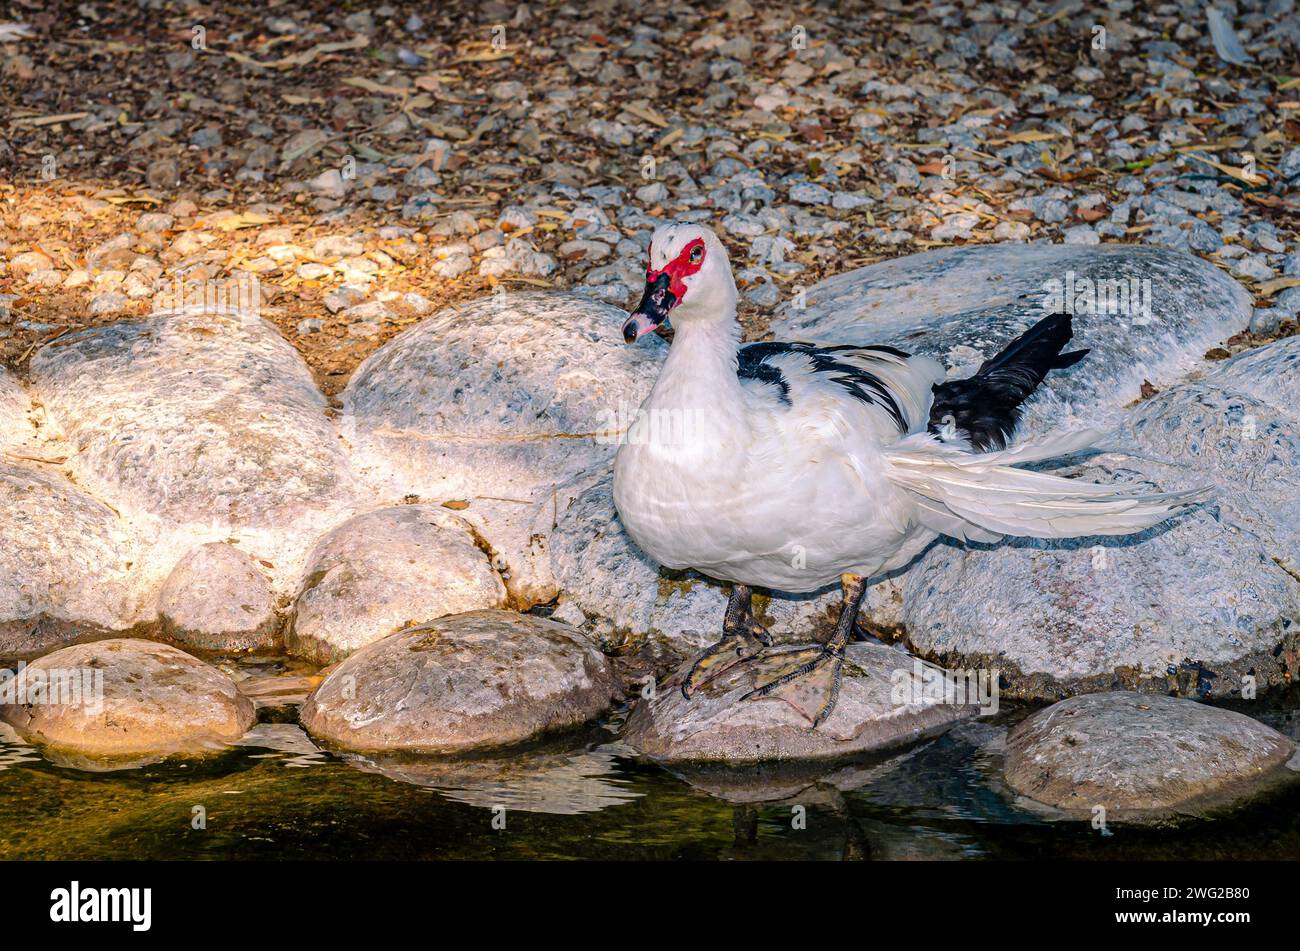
4, 691, 1300, 861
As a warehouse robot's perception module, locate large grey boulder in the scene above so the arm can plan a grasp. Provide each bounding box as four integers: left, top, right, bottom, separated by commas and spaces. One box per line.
898, 335, 1300, 700
1116, 376, 1300, 577
343, 292, 665, 500
1204, 335, 1300, 419
625, 642, 978, 764
1190, 336, 1300, 577
0, 638, 255, 766
443, 474, 632, 610
286, 505, 508, 665
24, 307, 364, 641
1005, 692, 1297, 820
900, 497, 1300, 699
300, 610, 620, 754
0, 461, 139, 658
341, 293, 666, 605
30, 308, 357, 528
159, 542, 280, 652
773, 243, 1251, 435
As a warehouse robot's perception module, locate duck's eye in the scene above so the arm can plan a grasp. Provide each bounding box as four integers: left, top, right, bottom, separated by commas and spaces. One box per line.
689, 245, 704, 264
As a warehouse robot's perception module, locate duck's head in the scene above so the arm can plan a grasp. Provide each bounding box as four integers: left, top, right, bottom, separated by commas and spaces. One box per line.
623, 222, 737, 344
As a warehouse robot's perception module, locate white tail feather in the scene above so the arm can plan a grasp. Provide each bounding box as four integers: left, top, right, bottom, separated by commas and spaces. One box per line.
886, 430, 1211, 540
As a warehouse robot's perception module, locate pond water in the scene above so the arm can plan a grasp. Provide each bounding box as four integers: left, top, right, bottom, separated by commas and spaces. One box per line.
3, 658, 1300, 861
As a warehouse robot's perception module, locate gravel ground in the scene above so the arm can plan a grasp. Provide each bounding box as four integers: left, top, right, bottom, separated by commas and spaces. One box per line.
2, 0, 1298, 399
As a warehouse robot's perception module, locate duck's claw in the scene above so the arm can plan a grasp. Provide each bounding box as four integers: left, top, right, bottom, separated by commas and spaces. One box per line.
680, 629, 769, 698
741, 645, 845, 728
852, 618, 881, 642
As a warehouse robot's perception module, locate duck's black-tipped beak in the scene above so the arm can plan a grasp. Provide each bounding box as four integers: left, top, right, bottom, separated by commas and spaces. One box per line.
623, 272, 676, 343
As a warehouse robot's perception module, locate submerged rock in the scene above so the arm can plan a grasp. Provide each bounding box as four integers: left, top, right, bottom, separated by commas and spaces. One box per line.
342, 291, 666, 502
29, 308, 357, 528
286, 506, 507, 665
0, 461, 138, 659
159, 543, 279, 652
0, 639, 255, 763
773, 243, 1251, 435
624, 642, 978, 764
1005, 692, 1297, 819
301, 610, 619, 754
658, 720, 1005, 812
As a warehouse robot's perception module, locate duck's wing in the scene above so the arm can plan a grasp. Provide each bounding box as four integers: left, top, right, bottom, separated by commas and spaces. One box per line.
927, 312, 1089, 451
885, 429, 1210, 540
737, 341, 944, 439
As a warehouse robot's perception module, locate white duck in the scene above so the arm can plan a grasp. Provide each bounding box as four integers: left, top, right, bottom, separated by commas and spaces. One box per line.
613, 222, 1207, 727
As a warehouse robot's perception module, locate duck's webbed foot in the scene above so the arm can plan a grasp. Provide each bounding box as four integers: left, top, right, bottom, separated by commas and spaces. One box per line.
741, 573, 868, 728
680, 584, 772, 698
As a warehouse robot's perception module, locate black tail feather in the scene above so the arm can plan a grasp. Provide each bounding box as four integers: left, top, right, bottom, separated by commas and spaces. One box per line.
927, 312, 1089, 452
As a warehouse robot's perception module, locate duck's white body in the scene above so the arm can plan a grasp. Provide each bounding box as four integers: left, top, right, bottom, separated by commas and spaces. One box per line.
614, 317, 943, 592
613, 222, 1207, 600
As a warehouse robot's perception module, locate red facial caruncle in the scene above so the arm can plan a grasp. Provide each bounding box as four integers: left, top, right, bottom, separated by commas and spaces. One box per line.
646, 237, 706, 304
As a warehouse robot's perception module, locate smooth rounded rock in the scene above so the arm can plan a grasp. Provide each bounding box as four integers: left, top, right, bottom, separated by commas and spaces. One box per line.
159, 543, 279, 652
1117, 379, 1300, 575
29, 308, 357, 527
300, 609, 620, 754
624, 642, 978, 764
341, 292, 667, 502
1204, 335, 1300, 418
773, 243, 1251, 436
900, 481, 1300, 699
448, 494, 565, 610
0, 638, 255, 760
0, 461, 138, 658
286, 506, 507, 665
1005, 692, 1297, 818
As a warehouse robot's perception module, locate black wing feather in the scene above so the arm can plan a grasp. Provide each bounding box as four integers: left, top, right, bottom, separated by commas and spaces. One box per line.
736, 343, 792, 405
737, 341, 909, 432
927, 312, 1089, 452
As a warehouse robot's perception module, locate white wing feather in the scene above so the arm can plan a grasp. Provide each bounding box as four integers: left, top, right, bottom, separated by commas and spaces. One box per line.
885, 430, 1211, 539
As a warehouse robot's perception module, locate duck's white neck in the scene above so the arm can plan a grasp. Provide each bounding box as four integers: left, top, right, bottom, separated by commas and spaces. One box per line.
658, 308, 742, 389
638, 310, 748, 452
